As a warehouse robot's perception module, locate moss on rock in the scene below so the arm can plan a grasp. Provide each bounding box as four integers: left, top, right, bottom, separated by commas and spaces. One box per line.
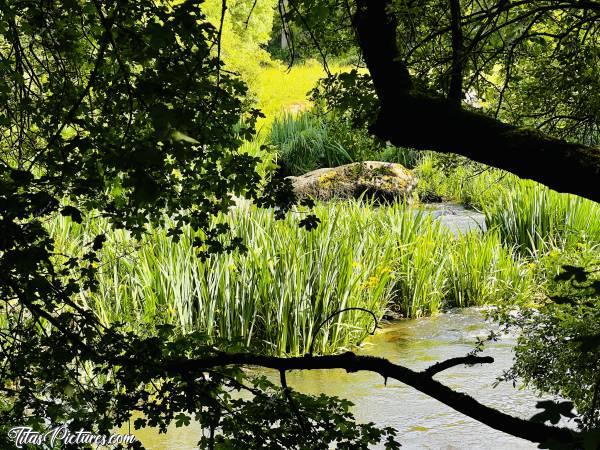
288, 161, 418, 203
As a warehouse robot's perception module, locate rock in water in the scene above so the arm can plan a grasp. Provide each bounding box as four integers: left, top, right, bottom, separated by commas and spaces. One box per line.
288, 161, 417, 203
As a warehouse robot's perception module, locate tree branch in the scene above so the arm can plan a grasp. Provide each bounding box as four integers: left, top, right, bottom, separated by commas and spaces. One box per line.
162, 351, 579, 445
353, 0, 411, 104
423, 355, 494, 376
353, 0, 600, 202
279, 369, 311, 433
448, 0, 463, 106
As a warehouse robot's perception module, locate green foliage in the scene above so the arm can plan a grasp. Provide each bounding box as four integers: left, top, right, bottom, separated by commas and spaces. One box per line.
480, 19, 600, 145
484, 181, 600, 255
411, 154, 600, 259
317, 111, 382, 162
54, 202, 396, 355
310, 69, 378, 127
252, 60, 334, 125
203, 0, 279, 86
413, 153, 512, 207
495, 248, 600, 430
0, 2, 398, 448
211, 375, 401, 449
266, 0, 357, 65
317, 108, 422, 168
378, 145, 421, 168
447, 231, 536, 308
387, 219, 534, 317
270, 111, 353, 174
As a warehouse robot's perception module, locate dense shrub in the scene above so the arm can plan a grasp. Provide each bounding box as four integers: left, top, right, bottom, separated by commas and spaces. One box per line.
496, 244, 600, 429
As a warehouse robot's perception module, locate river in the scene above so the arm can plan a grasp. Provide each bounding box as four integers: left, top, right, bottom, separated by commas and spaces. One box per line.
128, 308, 569, 449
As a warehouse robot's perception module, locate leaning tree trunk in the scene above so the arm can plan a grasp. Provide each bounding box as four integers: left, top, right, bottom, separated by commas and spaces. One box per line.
352, 0, 600, 203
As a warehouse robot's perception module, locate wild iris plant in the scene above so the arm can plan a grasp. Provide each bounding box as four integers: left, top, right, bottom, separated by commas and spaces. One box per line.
48, 201, 535, 356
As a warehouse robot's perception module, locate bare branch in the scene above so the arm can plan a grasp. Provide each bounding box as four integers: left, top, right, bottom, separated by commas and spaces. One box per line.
308, 307, 378, 355
423, 355, 494, 376
162, 351, 579, 446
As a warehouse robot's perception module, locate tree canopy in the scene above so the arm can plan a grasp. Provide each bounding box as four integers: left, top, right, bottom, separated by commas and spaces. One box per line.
0, 0, 599, 449
291, 0, 600, 201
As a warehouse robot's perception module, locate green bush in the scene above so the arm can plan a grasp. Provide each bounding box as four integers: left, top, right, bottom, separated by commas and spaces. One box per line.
496, 243, 600, 429
319, 111, 385, 162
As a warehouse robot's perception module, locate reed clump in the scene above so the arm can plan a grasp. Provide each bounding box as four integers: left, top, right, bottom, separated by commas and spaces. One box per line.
49, 201, 535, 356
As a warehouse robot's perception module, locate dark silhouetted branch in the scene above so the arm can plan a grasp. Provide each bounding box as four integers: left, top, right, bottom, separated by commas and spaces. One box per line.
308, 307, 378, 355
280, 369, 311, 433
163, 351, 580, 446
423, 355, 494, 376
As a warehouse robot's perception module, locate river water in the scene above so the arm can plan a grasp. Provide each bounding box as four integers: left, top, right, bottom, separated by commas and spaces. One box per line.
129, 308, 569, 449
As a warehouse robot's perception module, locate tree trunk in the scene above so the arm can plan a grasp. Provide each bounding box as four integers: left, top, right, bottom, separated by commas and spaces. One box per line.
353, 0, 600, 203
281, 0, 290, 49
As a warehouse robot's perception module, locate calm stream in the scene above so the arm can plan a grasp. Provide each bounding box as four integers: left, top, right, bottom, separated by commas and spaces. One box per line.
129, 308, 569, 449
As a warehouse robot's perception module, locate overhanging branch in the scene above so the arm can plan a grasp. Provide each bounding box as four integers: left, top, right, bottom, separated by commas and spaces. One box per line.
373, 95, 600, 202
163, 351, 579, 446
353, 0, 600, 202
424, 354, 494, 376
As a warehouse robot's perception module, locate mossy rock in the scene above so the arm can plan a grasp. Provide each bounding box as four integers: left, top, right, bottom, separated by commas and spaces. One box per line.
288, 161, 417, 203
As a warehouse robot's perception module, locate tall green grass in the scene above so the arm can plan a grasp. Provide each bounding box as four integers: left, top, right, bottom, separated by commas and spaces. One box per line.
484, 181, 600, 255
447, 231, 535, 307
49, 201, 534, 356
413, 153, 600, 257
270, 111, 421, 176
270, 112, 352, 175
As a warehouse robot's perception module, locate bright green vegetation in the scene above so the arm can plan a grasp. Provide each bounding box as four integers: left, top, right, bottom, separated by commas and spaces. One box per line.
270, 112, 352, 174
42, 84, 599, 358
412, 154, 512, 206
485, 181, 600, 255
253, 62, 349, 124
50, 201, 535, 356
271, 110, 419, 175
267, 110, 600, 256
414, 156, 600, 254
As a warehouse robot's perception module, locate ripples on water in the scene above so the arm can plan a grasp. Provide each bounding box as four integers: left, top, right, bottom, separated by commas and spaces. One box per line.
128, 308, 570, 449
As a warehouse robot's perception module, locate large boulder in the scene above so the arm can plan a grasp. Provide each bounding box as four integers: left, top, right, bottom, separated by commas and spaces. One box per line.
288, 161, 417, 203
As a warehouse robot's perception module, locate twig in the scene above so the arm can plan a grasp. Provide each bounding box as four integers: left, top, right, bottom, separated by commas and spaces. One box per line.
279, 369, 311, 433
308, 307, 378, 355
423, 355, 494, 376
